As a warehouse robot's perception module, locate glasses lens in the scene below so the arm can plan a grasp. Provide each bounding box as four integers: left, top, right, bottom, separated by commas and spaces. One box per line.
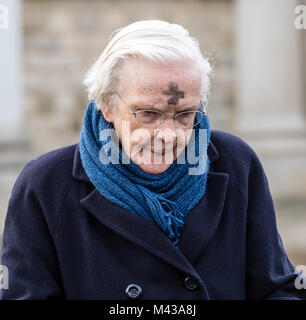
176, 111, 204, 128
136, 110, 162, 127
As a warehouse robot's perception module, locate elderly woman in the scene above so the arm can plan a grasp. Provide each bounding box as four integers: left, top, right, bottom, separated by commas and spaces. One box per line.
0, 20, 305, 300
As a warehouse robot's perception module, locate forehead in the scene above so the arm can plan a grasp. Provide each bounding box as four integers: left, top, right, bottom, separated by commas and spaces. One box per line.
119, 58, 201, 103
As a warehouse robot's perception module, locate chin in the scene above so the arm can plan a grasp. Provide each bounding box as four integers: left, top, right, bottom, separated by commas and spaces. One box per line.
138, 163, 172, 175
132, 149, 176, 174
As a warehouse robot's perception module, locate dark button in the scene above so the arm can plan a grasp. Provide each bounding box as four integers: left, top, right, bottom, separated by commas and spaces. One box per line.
125, 284, 142, 299
184, 276, 199, 291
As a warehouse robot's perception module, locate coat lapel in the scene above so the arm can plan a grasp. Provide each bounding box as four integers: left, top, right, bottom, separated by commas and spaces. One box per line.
80, 188, 197, 277
177, 171, 229, 265
73, 137, 229, 276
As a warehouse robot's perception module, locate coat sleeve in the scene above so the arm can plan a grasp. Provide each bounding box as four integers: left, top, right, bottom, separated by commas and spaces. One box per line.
245, 151, 306, 300
0, 162, 64, 299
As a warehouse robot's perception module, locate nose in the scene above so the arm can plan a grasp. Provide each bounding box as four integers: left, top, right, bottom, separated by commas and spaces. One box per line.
156, 118, 177, 146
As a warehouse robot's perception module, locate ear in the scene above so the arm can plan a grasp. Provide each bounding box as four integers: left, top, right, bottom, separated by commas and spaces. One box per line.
100, 105, 113, 123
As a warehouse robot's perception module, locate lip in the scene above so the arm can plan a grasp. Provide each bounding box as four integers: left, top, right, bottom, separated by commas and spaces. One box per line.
151, 149, 173, 154
143, 147, 175, 154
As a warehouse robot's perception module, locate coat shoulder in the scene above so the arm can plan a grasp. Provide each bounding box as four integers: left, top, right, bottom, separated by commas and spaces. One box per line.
209, 129, 267, 200
9, 143, 78, 214
210, 129, 262, 169
6, 143, 78, 236
16, 143, 78, 187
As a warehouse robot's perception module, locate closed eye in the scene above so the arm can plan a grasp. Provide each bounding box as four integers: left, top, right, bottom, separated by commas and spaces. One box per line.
177, 109, 197, 114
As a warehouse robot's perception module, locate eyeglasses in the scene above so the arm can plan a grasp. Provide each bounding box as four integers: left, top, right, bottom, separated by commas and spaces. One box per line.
115, 93, 207, 129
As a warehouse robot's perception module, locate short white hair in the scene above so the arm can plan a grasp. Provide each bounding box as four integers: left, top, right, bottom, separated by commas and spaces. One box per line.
83, 20, 212, 110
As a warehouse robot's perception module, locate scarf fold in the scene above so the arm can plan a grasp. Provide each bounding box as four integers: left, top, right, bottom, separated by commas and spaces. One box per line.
79, 100, 211, 245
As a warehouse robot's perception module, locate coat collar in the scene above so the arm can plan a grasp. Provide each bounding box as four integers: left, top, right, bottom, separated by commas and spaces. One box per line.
72, 134, 229, 294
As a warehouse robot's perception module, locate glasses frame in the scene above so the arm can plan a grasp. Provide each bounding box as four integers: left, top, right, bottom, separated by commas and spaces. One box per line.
115, 92, 207, 128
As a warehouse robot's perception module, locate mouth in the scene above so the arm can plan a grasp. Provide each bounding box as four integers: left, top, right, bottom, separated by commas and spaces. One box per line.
150, 149, 173, 155
134, 146, 178, 165
142, 146, 176, 154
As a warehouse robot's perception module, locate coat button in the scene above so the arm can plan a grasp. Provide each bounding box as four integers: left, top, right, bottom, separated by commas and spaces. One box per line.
184, 276, 199, 291
125, 284, 142, 299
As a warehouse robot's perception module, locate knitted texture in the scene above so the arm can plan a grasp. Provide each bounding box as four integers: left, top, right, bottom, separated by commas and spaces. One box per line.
79, 100, 211, 245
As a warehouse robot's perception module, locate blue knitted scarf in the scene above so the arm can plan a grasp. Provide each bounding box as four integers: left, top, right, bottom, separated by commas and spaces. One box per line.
79, 100, 211, 245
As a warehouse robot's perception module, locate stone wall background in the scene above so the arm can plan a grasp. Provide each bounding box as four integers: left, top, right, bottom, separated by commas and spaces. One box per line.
0, 0, 305, 268
23, 0, 235, 154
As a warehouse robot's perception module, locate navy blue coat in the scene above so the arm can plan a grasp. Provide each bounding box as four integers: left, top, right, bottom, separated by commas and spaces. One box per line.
0, 130, 305, 300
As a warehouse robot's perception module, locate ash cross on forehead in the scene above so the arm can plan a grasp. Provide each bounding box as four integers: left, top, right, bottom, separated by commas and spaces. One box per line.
162, 82, 185, 105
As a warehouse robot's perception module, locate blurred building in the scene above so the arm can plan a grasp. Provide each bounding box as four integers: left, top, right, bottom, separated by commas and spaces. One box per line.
0, 0, 305, 265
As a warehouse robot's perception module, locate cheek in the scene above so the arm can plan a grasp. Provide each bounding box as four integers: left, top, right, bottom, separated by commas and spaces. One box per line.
186, 130, 194, 144
112, 120, 122, 140
111, 109, 129, 143
176, 129, 193, 147
130, 126, 153, 147
116, 120, 154, 156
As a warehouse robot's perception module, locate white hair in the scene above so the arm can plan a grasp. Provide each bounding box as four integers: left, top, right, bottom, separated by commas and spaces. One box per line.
83, 20, 212, 110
